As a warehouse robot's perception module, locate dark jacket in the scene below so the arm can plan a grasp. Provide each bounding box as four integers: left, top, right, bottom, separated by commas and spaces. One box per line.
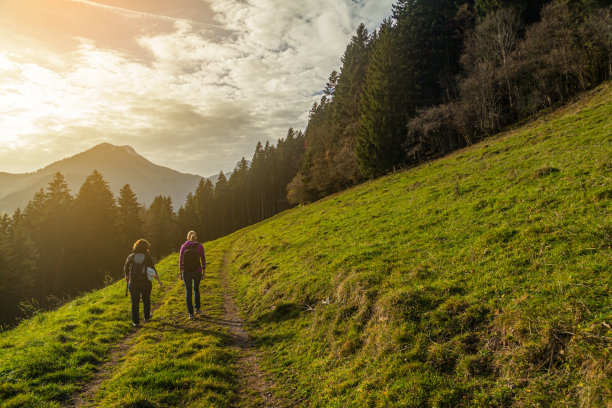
124, 252, 156, 280
179, 241, 206, 275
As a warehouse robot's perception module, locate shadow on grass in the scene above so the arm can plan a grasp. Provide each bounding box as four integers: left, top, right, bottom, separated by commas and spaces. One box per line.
254, 332, 296, 346
255, 303, 304, 324
123, 400, 158, 408
151, 321, 233, 343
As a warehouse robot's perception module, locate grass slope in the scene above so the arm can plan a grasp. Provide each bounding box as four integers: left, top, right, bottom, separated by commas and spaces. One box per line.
0, 243, 237, 408
224, 82, 611, 407
0, 256, 178, 407
0, 82, 609, 408
92, 242, 236, 407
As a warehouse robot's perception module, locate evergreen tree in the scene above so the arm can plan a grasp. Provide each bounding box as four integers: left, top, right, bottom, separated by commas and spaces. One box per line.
475, 0, 550, 23
73, 170, 119, 289
194, 178, 215, 241
40, 173, 74, 293
5, 209, 39, 313
214, 172, 229, 236
117, 184, 143, 252
0, 213, 16, 324
144, 196, 178, 258
356, 20, 407, 178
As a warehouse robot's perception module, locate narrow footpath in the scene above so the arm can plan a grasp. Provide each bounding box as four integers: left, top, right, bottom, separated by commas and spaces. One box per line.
217, 251, 286, 408
66, 277, 182, 408
63, 243, 287, 408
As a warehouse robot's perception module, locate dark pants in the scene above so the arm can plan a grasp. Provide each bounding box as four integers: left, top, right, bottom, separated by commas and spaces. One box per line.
129, 280, 152, 325
184, 273, 202, 315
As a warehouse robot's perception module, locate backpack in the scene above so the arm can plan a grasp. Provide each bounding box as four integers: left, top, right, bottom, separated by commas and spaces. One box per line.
183, 245, 201, 274
129, 253, 148, 282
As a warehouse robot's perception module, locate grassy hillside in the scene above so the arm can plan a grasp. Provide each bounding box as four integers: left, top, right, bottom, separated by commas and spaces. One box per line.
225, 83, 611, 407
0, 82, 610, 408
0, 256, 179, 407
0, 242, 238, 408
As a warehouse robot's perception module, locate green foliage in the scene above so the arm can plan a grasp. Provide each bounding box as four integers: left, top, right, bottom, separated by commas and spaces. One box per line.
117, 184, 144, 251
356, 20, 407, 178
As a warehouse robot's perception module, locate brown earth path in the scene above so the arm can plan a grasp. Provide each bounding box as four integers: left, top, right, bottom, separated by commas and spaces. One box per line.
64, 244, 287, 408
217, 249, 288, 408
64, 277, 181, 408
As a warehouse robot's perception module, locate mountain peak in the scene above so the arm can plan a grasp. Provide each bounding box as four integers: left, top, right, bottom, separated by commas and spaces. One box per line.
91, 142, 138, 156
0, 142, 203, 213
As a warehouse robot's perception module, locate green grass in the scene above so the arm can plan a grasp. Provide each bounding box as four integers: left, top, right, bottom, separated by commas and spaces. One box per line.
0, 242, 239, 408
0, 82, 610, 408
223, 82, 611, 407
91, 242, 236, 408
0, 256, 178, 407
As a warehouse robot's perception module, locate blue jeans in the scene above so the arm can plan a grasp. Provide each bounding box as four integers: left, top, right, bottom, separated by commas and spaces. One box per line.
129, 280, 152, 325
184, 273, 202, 315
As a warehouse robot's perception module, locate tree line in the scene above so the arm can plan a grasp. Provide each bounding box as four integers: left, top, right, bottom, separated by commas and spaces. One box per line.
1, 0, 610, 326
0, 131, 304, 326
288, 0, 611, 202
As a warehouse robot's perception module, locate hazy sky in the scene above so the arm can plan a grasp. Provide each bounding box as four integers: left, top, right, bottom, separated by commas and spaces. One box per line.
0, 0, 394, 176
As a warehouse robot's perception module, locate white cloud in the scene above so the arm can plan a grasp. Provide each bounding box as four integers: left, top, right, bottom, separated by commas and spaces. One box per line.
0, 0, 394, 176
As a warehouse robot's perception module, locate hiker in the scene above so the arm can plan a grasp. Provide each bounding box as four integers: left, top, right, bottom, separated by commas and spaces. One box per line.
124, 239, 162, 327
179, 230, 206, 319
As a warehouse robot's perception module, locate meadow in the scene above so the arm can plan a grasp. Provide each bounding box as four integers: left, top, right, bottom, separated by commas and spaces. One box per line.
225, 82, 611, 407
0, 82, 610, 407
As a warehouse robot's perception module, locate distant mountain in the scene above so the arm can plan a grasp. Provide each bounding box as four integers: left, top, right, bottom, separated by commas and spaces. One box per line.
0, 143, 203, 213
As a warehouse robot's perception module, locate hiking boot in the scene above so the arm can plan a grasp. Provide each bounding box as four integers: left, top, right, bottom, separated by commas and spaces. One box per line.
195, 308, 202, 314
132, 322, 140, 327
189, 314, 195, 320
144, 313, 152, 322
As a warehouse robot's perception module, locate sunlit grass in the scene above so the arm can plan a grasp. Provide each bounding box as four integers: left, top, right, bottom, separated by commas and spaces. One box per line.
0, 82, 609, 408
0, 256, 178, 407
225, 82, 611, 407
92, 242, 237, 407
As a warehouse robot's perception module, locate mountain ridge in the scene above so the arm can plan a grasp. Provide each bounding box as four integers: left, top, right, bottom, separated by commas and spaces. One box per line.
0, 143, 203, 213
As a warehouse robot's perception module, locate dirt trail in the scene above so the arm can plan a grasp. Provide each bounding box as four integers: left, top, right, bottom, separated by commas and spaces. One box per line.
218, 251, 286, 408
65, 278, 180, 408
65, 246, 285, 408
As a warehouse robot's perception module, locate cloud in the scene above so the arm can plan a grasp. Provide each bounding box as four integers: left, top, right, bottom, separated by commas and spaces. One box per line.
0, 0, 394, 176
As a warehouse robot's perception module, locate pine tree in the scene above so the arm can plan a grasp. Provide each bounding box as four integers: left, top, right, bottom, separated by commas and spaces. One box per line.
73, 170, 119, 288
5, 209, 39, 312
214, 172, 229, 236
144, 196, 178, 258
333, 23, 371, 130
0, 213, 17, 324
475, 0, 549, 23
249, 142, 267, 222
356, 20, 407, 178
117, 184, 143, 252
35, 173, 74, 294
194, 178, 215, 241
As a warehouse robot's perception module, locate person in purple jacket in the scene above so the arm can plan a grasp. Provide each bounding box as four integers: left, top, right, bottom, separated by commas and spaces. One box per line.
179, 230, 206, 319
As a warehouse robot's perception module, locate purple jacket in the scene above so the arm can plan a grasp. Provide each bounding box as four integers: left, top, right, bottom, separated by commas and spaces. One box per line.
179, 241, 206, 275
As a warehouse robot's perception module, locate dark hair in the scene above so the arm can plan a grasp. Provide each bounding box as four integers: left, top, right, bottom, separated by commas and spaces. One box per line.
132, 239, 150, 253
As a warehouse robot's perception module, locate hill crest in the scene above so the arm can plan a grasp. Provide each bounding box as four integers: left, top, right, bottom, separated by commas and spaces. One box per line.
0, 143, 202, 213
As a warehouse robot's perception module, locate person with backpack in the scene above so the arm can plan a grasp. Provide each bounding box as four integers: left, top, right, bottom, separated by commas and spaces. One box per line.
124, 239, 162, 327
179, 231, 206, 319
